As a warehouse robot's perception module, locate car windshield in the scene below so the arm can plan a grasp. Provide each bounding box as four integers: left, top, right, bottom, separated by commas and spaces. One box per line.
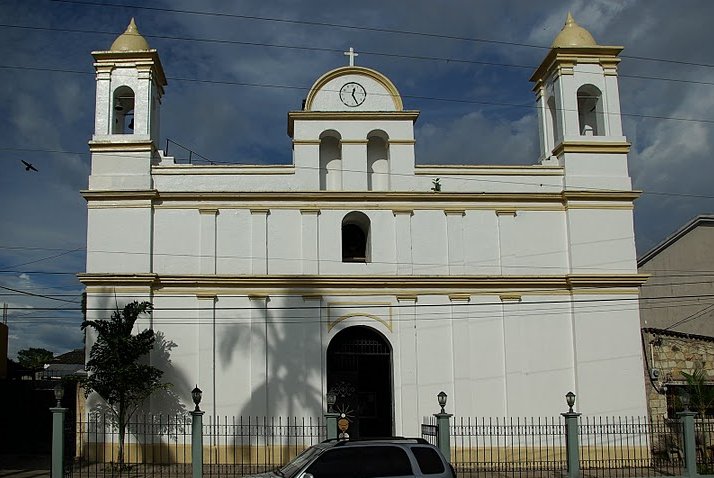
278, 445, 324, 478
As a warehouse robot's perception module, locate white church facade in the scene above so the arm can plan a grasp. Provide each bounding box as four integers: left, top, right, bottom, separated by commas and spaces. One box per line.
80, 15, 648, 437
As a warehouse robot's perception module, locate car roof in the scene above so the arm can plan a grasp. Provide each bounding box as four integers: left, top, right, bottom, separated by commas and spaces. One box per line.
320, 437, 433, 448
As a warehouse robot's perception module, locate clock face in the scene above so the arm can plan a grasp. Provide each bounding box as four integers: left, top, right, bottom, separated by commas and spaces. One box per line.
339, 82, 366, 107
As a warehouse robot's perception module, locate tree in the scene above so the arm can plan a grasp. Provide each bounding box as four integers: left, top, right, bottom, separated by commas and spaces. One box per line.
681, 366, 714, 418
81, 301, 165, 468
17, 347, 54, 375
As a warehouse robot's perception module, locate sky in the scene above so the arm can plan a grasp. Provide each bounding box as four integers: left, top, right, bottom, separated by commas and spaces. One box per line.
1, 0, 713, 360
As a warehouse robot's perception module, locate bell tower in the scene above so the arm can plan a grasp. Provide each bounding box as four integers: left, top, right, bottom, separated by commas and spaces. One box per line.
89, 18, 167, 190
530, 13, 630, 189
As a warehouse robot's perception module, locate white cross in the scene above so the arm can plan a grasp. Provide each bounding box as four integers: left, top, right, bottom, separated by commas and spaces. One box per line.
344, 47, 358, 67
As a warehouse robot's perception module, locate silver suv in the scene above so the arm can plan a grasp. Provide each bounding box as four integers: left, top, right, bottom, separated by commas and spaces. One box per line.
255, 438, 456, 478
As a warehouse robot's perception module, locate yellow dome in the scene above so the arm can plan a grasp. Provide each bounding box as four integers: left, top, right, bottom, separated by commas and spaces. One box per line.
110, 18, 150, 51
551, 12, 597, 48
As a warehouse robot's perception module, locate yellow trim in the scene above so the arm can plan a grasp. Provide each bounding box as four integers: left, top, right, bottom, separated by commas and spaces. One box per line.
304, 66, 404, 111
388, 139, 416, 145
198, 208, 219, 215
392, 209, 414, 215
82, 190, 158, 201
292, 140, 321, 145
500, 294, 522, 302
553, 141, 631, 156
250, 208, 270, 214
444, 209, 466, 216
449, 293, 471, 302
89, 140, 156, 153
288, 111, 419, 137
248, 294, 269, 301
196, 293, 217, 300
302, 295, 322, 301
395, 295, 418, 302
563, 191, 641, 201
78, 273, 650, 290
530, 46, 623, 84
299, 208, 321, 215
327, 300, 394, 332
496, 209, 518, 216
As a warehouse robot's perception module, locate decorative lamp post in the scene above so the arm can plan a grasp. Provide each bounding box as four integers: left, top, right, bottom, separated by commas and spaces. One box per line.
680, 390, 691, 412
50, 383, 67, 478
434, 391, 452, 460
565, 391, 576, 414
53, 383, 64, 408
326, 390, 337, 413
437, 391, 448, 414
324, 389, 340, 440
190, 385, 204, 478
562, 391, 581, 478
192, 385, 202, 412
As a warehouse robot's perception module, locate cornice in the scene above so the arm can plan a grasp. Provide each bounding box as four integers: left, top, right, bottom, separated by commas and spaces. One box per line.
553, 140, 631, 156
89, 140, 156, 153
80, 189, 640, 205
288, 111, 420, 137
530, 46, 623, 84
77, 273, 649, 290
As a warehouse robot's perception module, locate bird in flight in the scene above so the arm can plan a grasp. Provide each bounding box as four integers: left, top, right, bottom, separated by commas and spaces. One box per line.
21, 160, 38, 172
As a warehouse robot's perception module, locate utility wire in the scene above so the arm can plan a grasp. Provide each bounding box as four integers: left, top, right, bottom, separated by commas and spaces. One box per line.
44, 0, 714, 69
3, 23, 714, 89
2, 63, 714, 126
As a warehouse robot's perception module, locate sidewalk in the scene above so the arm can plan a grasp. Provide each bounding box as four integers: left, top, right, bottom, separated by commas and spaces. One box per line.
0, 455, 50, 478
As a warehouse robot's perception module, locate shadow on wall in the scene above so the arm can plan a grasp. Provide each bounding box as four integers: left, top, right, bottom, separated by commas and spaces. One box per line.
84, 296, 192, 460
216, 282, 325, 421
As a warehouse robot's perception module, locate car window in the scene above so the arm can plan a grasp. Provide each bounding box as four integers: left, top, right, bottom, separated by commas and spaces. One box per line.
305, 445, 413, 478
411, 446, 445, 475
280, 445, 324, 478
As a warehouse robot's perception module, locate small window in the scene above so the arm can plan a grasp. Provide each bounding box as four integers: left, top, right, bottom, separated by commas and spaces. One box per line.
412, 446, 446, 474
342, 211, 370, 263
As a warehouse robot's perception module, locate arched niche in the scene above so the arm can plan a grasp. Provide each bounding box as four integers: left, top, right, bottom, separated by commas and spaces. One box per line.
342, 211, 370, 263
547, 95, 558, 149
319, 130, 342, 191
367, 130, 389, 191
112, 85, 135, 134
577, 85, 605, 136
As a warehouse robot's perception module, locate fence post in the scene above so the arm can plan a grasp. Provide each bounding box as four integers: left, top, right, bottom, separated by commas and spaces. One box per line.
562, 392, 581, 478
50, 406, 67, 478
324, 412, 339, 440
434, 391, 452, 461
191, 409, 204, 478
678, 410, 699, 477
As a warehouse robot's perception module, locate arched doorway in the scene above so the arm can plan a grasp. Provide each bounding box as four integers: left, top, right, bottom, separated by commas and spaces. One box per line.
326, 326, 392, 438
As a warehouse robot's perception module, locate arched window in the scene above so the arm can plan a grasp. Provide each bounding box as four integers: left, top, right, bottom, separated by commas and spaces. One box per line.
547, 95, 558, 149
367, 130, 389, 191
342, 211, 370, 263
112, 86, 135, 134
577, 85, 604, 136
319, 130, 342, 191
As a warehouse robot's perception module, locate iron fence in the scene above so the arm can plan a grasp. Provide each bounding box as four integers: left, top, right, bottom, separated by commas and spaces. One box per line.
65, 413, 324, 478
449, 416, 566, 478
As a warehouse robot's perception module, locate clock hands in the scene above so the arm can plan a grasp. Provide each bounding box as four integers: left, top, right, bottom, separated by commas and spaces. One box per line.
351, 87, 358, 104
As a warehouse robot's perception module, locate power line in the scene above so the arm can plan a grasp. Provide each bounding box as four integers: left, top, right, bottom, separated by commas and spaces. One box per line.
3, 62, 714, 125
3, 144, 714, 201
44, 0, 714, 69
3, 23, 714, 89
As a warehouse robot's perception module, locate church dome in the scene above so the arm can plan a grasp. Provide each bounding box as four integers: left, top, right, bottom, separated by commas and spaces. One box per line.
110, 18, 150, 51
551, 13, 597, 48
